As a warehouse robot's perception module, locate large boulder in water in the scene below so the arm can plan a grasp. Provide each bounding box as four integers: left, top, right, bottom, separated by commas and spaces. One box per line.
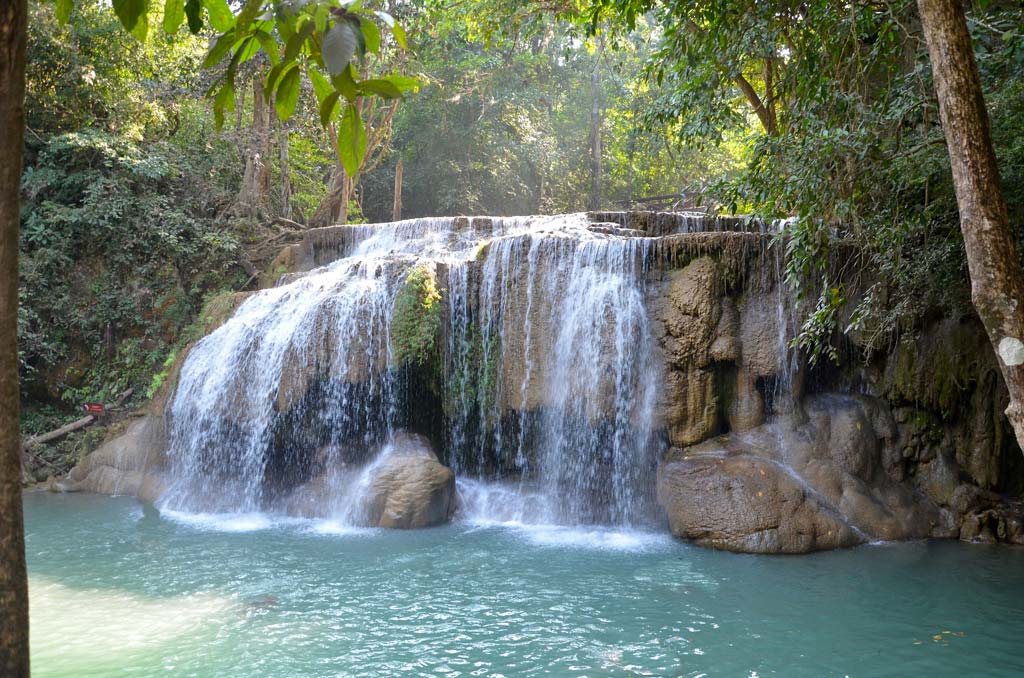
657, 452, 863, 553
360, 433, 456, 529
657, 394, 943, 553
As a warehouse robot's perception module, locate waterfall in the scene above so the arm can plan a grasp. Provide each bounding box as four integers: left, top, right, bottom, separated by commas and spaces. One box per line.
160, 213, 767, 527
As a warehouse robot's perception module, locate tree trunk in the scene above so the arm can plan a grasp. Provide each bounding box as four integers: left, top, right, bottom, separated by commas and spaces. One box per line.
238, 73, 272, 214
278, 121, 292, 220
0, 0, 30, 673
312, 123, 352, 226
588, 36, 604, 211
392, 157, 403, 221
918, 0, 1024, 451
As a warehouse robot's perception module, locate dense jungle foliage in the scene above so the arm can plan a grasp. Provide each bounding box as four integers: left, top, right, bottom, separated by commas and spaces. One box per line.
17, 0, 1024, 455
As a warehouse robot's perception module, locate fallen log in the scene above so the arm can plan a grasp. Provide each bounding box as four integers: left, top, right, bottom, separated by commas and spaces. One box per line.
21, 388, 134, 450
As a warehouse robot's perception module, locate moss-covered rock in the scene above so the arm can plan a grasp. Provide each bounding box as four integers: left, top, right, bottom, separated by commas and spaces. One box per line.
390, 264, 443, 369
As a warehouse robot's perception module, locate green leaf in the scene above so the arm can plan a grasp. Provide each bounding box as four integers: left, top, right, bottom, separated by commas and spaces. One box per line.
234, 0, 263, 36
184, 0, 202, 33
359, 17, 381, 55
131, 10, 149, 41
380, 75, 420, 93
56, 0, 73, 25
235, 36, 261, 64
337, 103, 366, 176
373, 10, 409, 50
274, 66, 301, 121
202, 29, 236, 69
213, 77, 235, 130
331, 65, 358, 102
264, 61, 289, 101
254, 30, 279, 65
308, 68, 333, 107
112, 0, 146, 31
322, 22, 357, 77
319, 90, 341, 126
391, 22, 408, 50
162, 0, 184, 33
202, 0, 234, 32
357, 78, 403, 99
283, 19, 315, 62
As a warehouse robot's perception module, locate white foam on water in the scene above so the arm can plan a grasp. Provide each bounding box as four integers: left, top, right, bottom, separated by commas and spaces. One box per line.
29, 575, 231, 673
304, 519, 379, 537
160, 508, 285, 533
512, 524, 673, 551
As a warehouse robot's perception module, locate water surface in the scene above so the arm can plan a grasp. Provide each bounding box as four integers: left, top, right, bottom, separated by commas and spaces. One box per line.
25, 493, 1024, 677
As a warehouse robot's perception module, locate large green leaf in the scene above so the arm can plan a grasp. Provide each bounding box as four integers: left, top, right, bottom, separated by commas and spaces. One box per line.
254, 30, 280, 64
202, 0, 234, 32
263, 60, 293, 101
380, 75, 420, 94
184, 0, 203, 33
283, 19, 315, 62
162, 0, 184, 33
359, 16, 381, 55
358, 78, 403, 99
308, 68, 334, 107
322, 22, 357, 77
274, 66, 302, 121
130, 8, 149, 41
234, 0, 264, 36
213, 77, 236, 130
112, 0, 146, 31
202, 29, 236, 69
331, 65, 358, 102
337, 103, 366, 177
319, 91, 341, 126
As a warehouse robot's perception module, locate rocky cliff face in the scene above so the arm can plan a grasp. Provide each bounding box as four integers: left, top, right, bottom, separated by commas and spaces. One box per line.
63, 212, 1023, 549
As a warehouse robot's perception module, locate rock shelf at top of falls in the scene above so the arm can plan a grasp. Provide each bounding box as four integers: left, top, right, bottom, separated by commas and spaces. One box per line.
58, 211, 1024, 553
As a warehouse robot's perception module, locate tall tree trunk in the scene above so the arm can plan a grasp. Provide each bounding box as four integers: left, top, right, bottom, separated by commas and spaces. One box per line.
0, 0, 30, 673
392, 157, 402, 221
918, 0, 1024, 451
588, 36, 604, 210
278, 121, 292, 220
238, 73, 272, 214
312, 123, 352, 226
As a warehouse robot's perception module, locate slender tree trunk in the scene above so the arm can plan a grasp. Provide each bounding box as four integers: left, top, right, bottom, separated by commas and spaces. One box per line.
588, 36, 604, 210
918, 0, 1024, 451
312, 123, 352, 226
239, 73, 272, 214
392, 157, 402, 221
278, 122, 292, 220
0, 0, 30, 673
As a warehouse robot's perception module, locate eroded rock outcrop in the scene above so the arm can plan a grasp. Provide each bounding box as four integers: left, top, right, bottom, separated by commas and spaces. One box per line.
59, 415, 167, 499
658, 394, 944, 553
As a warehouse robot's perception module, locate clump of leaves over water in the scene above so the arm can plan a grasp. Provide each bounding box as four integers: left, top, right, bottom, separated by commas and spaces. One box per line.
390, 265, 443, 369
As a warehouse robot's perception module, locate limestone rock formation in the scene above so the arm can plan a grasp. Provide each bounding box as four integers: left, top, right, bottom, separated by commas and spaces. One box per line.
657, 451, 863, 553
59, 416, 167, 499
657, 394, 943, 553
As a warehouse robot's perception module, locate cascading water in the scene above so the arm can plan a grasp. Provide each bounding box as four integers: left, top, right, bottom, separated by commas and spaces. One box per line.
160, 212, 767, 528
445, 226, 660, 525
